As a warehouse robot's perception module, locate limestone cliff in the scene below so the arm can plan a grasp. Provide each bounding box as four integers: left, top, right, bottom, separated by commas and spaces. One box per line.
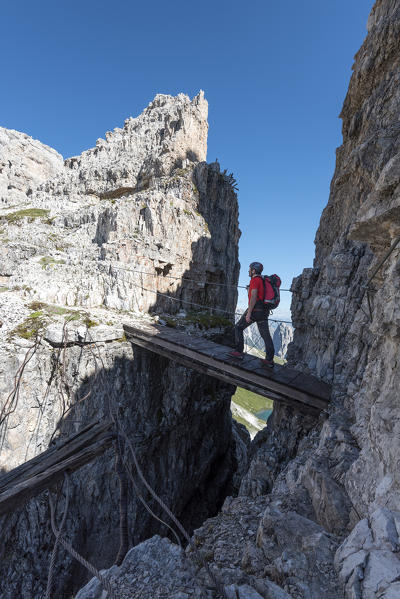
289, 0, 400, 521
272, 323, 293, 360
0, 93, 243, 598
0, 128, 63, 209
225, 1, 400, 596
75, 3, 400, 598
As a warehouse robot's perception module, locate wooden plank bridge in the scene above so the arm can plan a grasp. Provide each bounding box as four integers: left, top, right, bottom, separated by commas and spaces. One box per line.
0, 323, 330, 517
0, 420, 114, 517
123, 323, 331, 414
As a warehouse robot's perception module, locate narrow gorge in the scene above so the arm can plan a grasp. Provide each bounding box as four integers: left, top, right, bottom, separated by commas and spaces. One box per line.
1, 1, 400, 598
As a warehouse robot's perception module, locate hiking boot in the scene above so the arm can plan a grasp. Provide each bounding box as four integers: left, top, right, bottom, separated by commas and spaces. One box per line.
228, 350, 244, 359
261, 358, 274, 368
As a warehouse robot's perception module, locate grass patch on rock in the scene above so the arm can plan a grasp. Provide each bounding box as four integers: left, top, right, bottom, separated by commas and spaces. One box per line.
81, 315, 99, 328
29, 301, 83, 321
9, 302, 99, 340
39, 256, 66, 269
2, 208, 50, 223
185, 311, 232, 330
164, 316, 178, 328
10, 312, 47, 340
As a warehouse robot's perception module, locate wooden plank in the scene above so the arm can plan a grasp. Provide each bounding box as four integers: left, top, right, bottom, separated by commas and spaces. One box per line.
158, 330, 223, 354
146, 327, 318, 408
284, 372, 331, 399
0, 432, 115, 516
249, 364, 301, 385
126, 324, 330, 396
240, 355, 263, 368
125, 328, 327, 411
0, 420, 113, 494
143, 324, 331, 402
129, 334, 319, 416
253, 364, 330, 398
154, 330, 231, 362
0, 420, 111, 493
127, 327, 326, 409
197, 344, 238, 361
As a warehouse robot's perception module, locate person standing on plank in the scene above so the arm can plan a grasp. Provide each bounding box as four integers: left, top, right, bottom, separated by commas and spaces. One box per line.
229, 261, 275, 368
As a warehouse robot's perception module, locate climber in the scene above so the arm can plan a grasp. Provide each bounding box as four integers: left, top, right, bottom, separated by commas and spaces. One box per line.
228, 261, 275, 368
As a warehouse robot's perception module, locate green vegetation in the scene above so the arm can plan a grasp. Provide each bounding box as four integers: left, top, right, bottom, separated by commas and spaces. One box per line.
232, 387, 273, 414
231, 387, 273, 435
82, 315, 99, 328
2, 208, 50, 223
233, 412, 255, 430
184, 311, 232, 330
46, 232, 68, 250
10, 311, 47, 340
39, 256, 66, 269
164, 316, 178, 328
114, 333, 127, 342
0, 286, 9, 293
183, 209, 193, 217
163, 311, 232, 330
172, 167, 189, 177
29, 301, 80, 319
9, 301, 100, 339
28, 301, 100, 327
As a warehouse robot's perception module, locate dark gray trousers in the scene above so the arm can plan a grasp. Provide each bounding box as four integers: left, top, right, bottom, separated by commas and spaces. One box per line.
234, 303, 274, 361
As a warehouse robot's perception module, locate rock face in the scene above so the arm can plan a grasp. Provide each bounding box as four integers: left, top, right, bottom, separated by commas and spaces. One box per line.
0, 93, 243, 598
4, 2, 400, 597
75, 535, 207, 599
288, 0, 400, 517
272, 323, 293, 359
76, 3, 400, 598
335, 508, 400, 598
34, 91, 208, 211
237, 312, 292, 359
284, 0, 400, 596
0, 127, 63, 208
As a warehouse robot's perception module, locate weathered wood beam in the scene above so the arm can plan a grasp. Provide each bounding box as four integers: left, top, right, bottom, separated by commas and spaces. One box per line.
124, 325, 328, 414
0, 420, 115, 516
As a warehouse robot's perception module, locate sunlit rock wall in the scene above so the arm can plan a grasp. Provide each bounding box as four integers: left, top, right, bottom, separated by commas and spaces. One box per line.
0, 92, 242, 598
0, 127, 63, 208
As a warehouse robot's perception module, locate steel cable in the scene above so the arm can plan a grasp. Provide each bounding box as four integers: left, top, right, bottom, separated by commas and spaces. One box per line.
84, 339, 184, 547
104, 270, 292, 324
101, 262, 292, 292
46, 473, 70, 599
48, 474, 117, 599
85, 332, 228, 599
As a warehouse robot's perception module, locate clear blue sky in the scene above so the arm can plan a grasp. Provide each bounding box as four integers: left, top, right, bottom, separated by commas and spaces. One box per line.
1, 0, 374, 319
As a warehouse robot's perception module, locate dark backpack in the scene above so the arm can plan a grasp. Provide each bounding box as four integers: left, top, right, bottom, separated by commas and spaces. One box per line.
260, 274, 281, 310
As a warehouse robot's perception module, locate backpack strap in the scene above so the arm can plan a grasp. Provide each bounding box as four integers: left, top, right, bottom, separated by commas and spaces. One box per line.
254, 275, 266, 301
